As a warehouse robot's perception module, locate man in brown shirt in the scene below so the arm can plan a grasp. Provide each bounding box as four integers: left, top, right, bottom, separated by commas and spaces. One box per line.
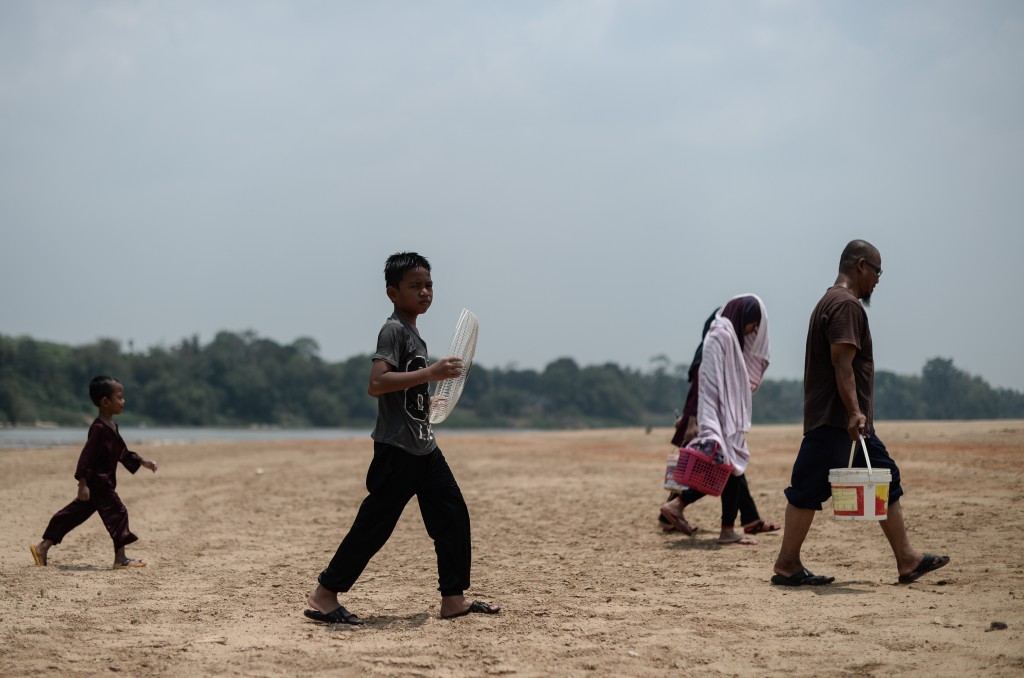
770, 240, 950, 586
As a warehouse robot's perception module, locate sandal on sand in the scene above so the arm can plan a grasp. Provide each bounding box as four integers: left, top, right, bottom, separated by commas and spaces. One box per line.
113, 557, 146, 569
30, 544, 45, 567
898, 554, 950, 584
744, 519, 781, 534
717, 534, 757, 546
659, 507, 695, 536
770, 569, 835, 587
304, 605, 364, 625
440, 600, 501, 619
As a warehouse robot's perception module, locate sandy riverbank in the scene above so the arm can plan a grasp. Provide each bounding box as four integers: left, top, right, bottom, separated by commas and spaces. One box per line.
2, 421, 1022, 676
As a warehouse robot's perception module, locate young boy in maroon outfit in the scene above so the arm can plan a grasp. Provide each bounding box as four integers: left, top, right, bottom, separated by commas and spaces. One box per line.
30, 376, 158, 569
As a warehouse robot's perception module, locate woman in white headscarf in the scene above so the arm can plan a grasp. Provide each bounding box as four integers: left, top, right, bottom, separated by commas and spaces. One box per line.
660, 294, 780, 544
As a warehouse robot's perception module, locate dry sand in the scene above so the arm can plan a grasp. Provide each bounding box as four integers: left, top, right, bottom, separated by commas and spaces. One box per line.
2, 421, 1022, 677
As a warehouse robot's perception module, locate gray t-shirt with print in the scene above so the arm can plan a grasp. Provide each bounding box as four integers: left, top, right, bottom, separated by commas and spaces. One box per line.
370, 313, 437, 455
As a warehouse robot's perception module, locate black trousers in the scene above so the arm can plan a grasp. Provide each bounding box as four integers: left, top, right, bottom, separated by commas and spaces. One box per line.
665, 474, 761, 527
318, 443, 471, 597
42, 490, 138, 550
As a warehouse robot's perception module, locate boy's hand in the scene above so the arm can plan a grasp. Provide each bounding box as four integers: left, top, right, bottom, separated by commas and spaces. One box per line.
142, 459, 159, 473
77, 484, 90, 502
432, 357, 464, 381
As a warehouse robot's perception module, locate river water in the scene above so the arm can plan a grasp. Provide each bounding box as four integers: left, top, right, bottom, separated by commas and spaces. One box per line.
0, 427, 369, 449
0, 426, 533, 449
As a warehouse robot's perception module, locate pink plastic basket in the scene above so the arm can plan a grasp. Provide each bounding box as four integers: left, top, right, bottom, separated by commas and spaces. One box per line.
672, 445, 733, 496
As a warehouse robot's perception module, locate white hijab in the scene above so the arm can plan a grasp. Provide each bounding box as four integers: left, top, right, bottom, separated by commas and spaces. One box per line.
696, 294, 770, 474
719, 293, 770, 393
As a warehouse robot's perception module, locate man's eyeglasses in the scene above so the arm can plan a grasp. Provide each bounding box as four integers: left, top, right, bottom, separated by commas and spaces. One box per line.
863, 260, 882, 277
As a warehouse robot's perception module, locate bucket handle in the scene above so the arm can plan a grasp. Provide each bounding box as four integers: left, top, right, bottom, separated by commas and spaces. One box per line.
847, 435, 873, 471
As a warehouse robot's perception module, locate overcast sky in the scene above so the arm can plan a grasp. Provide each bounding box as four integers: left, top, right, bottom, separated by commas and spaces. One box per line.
2, 1, 1022, 392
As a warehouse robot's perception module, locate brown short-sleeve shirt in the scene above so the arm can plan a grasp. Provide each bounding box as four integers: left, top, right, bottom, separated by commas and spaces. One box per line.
803, 286, 874, 434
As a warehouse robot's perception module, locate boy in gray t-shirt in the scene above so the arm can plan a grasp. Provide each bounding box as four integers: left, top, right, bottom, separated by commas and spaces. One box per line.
369, 311, 436, 454
304, 252, 500, 624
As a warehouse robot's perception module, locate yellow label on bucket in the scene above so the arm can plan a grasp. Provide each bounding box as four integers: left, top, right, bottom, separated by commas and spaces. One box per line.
875, 484, 889, 514
832, 486, 862, 513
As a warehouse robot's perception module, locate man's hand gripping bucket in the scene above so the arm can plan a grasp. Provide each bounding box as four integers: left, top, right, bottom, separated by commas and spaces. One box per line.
828, 435, 891, 521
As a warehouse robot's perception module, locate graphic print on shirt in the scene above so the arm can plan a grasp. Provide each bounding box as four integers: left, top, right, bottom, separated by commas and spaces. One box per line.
404, 354, 434, 444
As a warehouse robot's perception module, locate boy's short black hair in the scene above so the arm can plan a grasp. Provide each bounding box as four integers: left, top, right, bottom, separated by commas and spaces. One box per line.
384, 252, 431, 288
89, 376, 121, 406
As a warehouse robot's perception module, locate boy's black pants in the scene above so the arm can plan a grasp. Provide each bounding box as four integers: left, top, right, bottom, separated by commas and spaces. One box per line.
318, 443, 472, 597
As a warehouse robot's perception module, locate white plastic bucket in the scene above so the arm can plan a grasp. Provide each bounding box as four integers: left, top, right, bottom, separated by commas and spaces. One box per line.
828, 436, 891, 521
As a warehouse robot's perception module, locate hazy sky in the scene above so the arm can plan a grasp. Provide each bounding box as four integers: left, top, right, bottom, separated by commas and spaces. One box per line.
2, 1, 1022, 392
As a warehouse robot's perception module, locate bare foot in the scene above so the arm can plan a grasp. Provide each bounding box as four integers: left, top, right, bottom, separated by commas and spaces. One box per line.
717, 532, 757, 546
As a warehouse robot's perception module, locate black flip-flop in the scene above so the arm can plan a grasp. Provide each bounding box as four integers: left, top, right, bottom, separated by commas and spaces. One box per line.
440, 600, 501, 619
744, 519, 781, 534
303, 605, 364, 625
770, 568, 835, 587
898, 554, 950, 584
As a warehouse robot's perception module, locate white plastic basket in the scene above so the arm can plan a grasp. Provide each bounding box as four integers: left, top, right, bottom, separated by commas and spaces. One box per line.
428, 308, 479, 424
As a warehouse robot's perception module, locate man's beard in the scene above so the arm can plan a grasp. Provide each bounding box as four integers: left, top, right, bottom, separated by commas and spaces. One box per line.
861, 292, 872, 307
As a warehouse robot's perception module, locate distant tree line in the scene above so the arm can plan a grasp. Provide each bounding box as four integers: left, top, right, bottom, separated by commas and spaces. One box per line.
2, 332, 1023, 428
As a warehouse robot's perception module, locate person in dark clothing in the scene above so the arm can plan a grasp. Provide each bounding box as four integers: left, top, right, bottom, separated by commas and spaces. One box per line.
659, 305, 778, 540
304, 252, 500, 625
771, 239, 950, 586
660, 296, 780, 543
31, 376, 158, 569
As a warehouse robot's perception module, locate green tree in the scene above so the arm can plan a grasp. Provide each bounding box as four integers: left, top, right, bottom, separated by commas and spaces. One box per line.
752, 379, 802, 424
3, 330, 1023, 428
138, 375, 221, 426
875, 370, 925, 420
540, 357, 581, 415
